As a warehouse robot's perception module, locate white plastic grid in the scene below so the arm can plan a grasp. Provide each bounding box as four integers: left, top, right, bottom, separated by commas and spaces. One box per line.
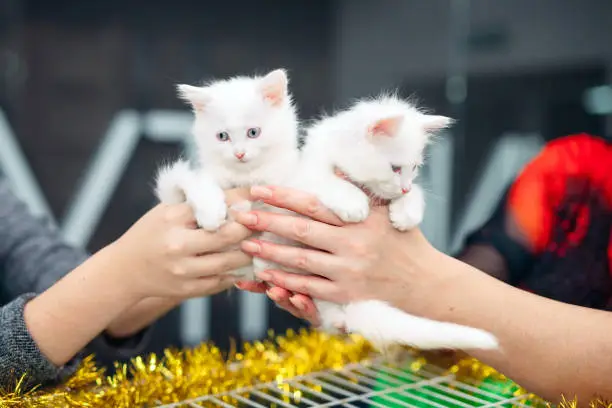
155, 357, 545, 408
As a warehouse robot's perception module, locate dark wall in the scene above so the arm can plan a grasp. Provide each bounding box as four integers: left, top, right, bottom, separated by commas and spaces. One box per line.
401, 64, 608, 230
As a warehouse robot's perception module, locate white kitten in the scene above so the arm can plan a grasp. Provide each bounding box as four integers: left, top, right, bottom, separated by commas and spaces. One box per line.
155, 68, 300, 278
255, 94, 499, 352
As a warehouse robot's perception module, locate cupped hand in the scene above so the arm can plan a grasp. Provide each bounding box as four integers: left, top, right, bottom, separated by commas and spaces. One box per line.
111, 189, 254, 299
233, 185, 439, 324
235, 281, 321, 326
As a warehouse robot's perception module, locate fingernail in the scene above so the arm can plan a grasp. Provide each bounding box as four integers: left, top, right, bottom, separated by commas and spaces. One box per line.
256, 270, 271, 280
241, 240, 261, 254
289, 297, 304, 311
265, 289, 279, 301
235, 211, 257, 226
251, 186, 272, 199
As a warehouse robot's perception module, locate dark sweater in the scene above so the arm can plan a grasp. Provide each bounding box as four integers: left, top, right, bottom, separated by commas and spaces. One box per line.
0, 178, 150, 387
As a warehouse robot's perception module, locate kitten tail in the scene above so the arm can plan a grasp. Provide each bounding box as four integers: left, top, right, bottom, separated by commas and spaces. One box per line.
344, 300, 499, 350
155, 159, 191, 204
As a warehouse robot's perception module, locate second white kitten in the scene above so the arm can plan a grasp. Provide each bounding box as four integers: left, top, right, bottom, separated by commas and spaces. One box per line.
254, 94, 499, 352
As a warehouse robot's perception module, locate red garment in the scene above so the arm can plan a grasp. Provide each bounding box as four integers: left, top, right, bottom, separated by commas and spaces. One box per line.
508, 134, 612, 270
466, 134, 612, 310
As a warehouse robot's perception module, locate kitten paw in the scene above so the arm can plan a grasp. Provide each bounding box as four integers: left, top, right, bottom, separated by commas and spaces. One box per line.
389, 202, 422, 231
320, 192, 370, 223
192, 199, 228, 232
389, 187, 425, 231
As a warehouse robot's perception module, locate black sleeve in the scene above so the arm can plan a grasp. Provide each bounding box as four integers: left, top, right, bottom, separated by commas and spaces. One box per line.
462, 188, 536, 285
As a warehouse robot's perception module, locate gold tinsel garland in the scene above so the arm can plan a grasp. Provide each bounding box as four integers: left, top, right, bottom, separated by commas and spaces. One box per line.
0, 329, 608, 408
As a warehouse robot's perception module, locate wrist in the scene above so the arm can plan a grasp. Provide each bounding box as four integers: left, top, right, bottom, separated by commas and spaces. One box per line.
398, 246, 451, 316
411, 249, 498, 324
103, 241, 148, 303
392, 232, 478, 321
22, 245, 143, 366
105, 296, 181, 339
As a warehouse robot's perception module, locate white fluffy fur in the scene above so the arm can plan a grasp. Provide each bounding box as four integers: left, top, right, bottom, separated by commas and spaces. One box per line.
155, 68, 300, 278
254, 94, 499, 351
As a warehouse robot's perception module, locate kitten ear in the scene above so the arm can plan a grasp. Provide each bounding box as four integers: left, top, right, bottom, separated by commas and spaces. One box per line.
176, 84, 210, 112
368, 115, 404, 138
421, 115, 454, 133
259, 69, 288, 107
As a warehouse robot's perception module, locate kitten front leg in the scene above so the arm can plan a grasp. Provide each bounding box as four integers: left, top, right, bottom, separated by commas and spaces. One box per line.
389, 184, 425, 231
155, 161, 227, 231
313, 177, 370, 223
183, 173, 228, 232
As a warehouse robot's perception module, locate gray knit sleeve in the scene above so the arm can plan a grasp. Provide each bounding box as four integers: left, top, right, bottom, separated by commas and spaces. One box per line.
0, 179, 88, 296
0, 178, 152, 387
0, 294, 81, 387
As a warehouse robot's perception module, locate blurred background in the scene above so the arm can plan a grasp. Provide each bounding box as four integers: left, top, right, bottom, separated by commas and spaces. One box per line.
0, 0, 611, 368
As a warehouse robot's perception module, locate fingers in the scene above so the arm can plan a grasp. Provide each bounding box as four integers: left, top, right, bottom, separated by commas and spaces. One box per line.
183, 274, 237, 297
256, 269, 344, 303
266, 286, 304, 319
234, 280, 322, 326
224, 187, 250, 206
233, 211, 345, 253
186, 221, 252, 254
234, 280, 320, 325
233, 281, 316, 324
266, 287, 321, 326
287, 293, 321, 326
180, 250, 252, 277
241, 240, 347, 280
234, 281, 267, 293
162, 203, 198, 226
250, 186, 344, 226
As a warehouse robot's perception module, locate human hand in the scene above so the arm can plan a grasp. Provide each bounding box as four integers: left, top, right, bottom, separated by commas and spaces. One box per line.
109, 189, 253, 300
234, 185, 444, 320
235, 280, 321, 326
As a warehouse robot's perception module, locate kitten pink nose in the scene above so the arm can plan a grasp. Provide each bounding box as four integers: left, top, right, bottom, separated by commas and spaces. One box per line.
402, 187, 410, 194
234, 152, 245, 160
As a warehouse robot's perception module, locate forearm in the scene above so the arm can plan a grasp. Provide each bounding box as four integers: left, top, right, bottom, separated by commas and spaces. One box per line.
24, 244, 140, 367
106, 297, 180, 338
416, 250, 612, 402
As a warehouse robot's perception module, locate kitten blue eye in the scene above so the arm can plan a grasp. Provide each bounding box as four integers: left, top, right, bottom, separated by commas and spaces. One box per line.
391, 165, 402, 174
247, 127, 261, 139
217, 131, 230, 142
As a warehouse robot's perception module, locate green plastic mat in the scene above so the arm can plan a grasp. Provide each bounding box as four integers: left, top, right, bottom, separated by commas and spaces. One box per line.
370, 364, 534, 407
